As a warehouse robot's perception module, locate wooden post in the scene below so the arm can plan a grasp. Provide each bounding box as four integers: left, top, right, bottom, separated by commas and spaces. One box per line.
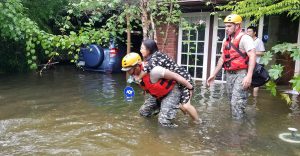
126, 3, 131, 80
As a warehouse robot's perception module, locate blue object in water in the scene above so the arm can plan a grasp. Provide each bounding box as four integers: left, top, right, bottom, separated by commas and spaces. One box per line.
77, 40, 126, 73
124, 86, 135, 101
82, 45, 105, 68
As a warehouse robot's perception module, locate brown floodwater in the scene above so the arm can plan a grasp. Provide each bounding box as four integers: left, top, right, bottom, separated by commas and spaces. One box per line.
0, 65, 300, 155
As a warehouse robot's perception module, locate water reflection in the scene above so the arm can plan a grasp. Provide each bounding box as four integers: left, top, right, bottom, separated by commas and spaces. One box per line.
289, 94, 300, 117
77, 72, 120, 105
0, 65, 299, 155
215, 117, 257, 155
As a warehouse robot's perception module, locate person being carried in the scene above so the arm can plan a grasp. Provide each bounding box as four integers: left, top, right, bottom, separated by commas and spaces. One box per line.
247, 26, 266, 97
122, 53, 196, 127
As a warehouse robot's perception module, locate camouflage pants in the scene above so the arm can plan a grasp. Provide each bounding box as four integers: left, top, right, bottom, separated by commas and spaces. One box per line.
226, 71, 249, 119
139, 84, 181, 127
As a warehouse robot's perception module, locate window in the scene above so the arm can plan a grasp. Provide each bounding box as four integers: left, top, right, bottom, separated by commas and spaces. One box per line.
178, 13, 210, 80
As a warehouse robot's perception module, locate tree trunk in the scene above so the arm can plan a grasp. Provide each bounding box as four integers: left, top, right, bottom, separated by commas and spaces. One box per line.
126, 3, 131, 79
161, 2, 173, 51
126, 12, 131, 54
140, 0, 151, 40
150, 12, 157, 42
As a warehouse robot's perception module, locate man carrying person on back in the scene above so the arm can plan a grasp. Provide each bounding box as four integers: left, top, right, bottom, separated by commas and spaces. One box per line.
121, 53, 195, 127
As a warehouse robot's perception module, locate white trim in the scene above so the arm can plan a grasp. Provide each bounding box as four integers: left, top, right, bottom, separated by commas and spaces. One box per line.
211, 14, 219, 80
211, 12, 230, 82
243, 19, 251, 30
295, 19, 300, 75
202, 13, 210, 81
258, 17, 264, 39
177, 23, 183, 65
244, 19, 250, 28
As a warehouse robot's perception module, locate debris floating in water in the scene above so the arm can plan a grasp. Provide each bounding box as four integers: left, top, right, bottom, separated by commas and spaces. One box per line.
279, 127, 300, 143
283, 90, 300, 95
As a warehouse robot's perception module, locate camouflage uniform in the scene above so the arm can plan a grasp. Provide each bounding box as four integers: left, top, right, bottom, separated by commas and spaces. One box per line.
220, 31, 255, 119
139, 84, 181, 127
226, 70, 248, 119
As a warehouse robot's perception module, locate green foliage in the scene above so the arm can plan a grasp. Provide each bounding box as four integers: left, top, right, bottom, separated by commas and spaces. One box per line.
0, 0, 130, 70
259, 51, 273, 65
290, 75, 300, 92
268, 64, 284, 80
260, 43, 300, 94
0, 0, 41, 69
0, 39, 28, 72
0, 0, 181, 72
22, 0, 68, 33
150, 0, 182, 27
266, 80, 277, 96
271, 43, 300, 61
281, 93, 292, 105
217, 0, 300, 22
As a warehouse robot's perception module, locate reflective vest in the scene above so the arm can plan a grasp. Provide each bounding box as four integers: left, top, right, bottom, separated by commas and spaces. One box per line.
139, 65, 176, 100
223, 30, 249, 71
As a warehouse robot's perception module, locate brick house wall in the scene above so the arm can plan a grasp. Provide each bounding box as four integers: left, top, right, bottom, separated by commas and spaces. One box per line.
156, 24, 179, 61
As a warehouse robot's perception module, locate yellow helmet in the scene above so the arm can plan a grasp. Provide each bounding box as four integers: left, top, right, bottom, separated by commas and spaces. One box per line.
121, 53, 142, 71
224, 14, 242, 24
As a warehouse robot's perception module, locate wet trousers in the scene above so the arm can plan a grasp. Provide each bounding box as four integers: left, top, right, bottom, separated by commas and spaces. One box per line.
139, 84, 181, 127
226, 71, 249, 119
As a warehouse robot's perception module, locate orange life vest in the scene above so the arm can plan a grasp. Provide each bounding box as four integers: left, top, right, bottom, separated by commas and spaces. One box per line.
223, 30, 249, 71
139, 65, 176, 100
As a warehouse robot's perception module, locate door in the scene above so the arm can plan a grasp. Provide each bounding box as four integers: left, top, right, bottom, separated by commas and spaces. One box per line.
177, 12, 210, 81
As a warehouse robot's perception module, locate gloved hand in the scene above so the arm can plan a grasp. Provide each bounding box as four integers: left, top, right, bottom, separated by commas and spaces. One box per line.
127, 76, 134, 84
127, 76, 140, 84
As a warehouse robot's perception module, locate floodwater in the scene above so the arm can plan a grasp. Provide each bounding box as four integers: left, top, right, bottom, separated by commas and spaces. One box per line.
0, 65, 300, 156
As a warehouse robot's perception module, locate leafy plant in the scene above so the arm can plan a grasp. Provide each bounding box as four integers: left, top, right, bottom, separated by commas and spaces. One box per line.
217, 0, 300, 22
0, 0, 183, 73
260, 43, 300, 95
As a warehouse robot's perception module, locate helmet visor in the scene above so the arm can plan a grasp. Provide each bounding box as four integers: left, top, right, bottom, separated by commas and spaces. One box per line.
121, 66, 133, 71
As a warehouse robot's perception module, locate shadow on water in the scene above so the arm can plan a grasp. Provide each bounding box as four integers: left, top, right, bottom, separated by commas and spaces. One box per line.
0, 65, 300, 155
